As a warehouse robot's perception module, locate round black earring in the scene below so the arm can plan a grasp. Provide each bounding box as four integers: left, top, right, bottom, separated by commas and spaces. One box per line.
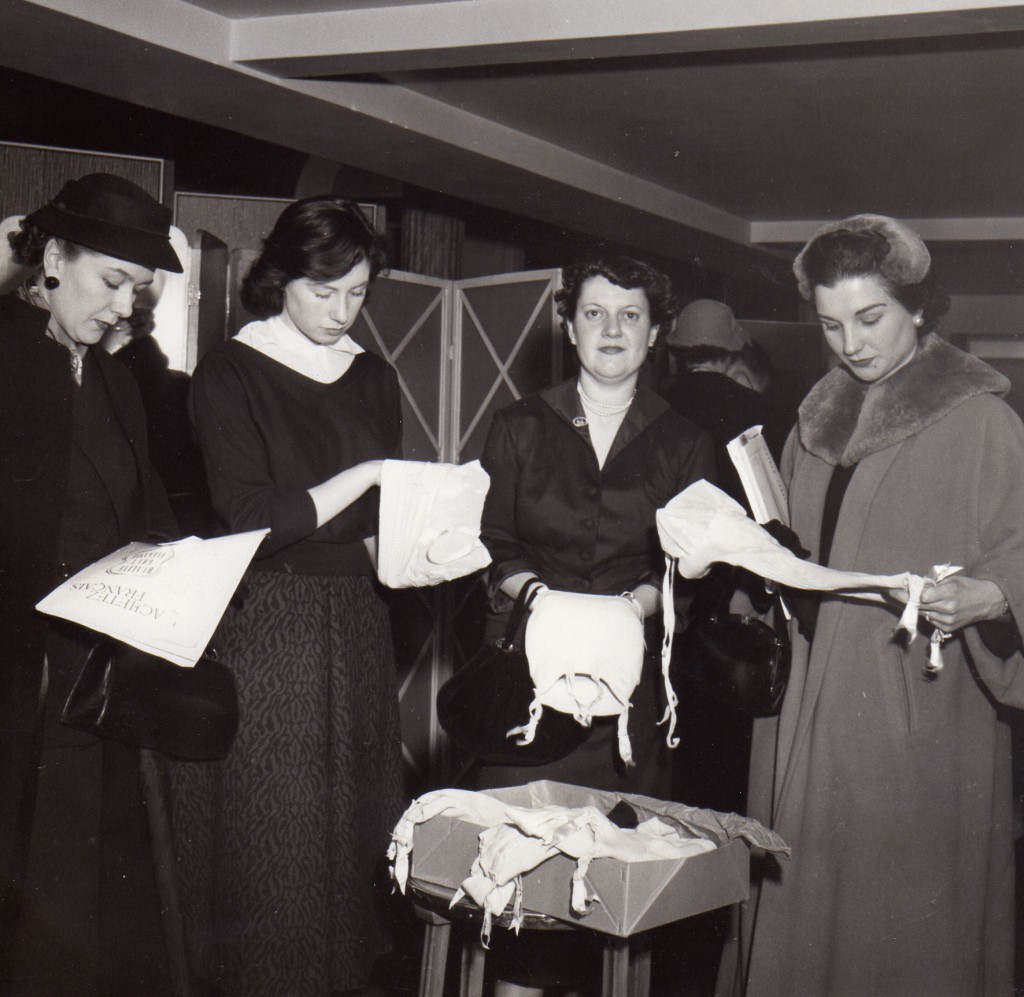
43, 275, 60, 290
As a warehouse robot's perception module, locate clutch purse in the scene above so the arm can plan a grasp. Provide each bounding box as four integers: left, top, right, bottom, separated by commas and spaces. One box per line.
672, 578, 790, 718
62, 637, 239, 761
437, 582, 589, 766
671, 565, 790, 720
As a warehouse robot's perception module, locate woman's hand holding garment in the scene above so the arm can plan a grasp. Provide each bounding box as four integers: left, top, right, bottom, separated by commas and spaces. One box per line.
888, 574, 1011, 632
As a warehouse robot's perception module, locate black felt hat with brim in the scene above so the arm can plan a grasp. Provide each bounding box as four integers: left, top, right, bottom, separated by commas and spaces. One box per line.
25, 173, 182, 274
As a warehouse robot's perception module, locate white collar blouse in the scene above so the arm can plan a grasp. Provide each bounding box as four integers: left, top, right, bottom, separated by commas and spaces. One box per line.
234, 313, 365, 383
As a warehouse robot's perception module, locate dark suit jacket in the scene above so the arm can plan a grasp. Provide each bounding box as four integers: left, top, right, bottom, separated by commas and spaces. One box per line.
480, 378, 714, 601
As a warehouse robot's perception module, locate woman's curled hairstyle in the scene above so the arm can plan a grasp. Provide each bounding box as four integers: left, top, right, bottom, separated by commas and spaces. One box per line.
555, 254, 680, 335
8, 223, 81, 269
241, 196, 388, 318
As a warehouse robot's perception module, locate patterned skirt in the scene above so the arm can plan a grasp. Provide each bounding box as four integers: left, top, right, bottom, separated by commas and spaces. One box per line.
168, 571, 404, 996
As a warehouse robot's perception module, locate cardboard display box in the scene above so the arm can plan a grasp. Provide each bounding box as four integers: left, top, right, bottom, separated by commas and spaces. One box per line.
409, 781, 751, 938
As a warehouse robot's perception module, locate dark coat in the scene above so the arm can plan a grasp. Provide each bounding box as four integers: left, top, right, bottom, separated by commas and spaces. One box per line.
659, 369, 791, 506
0, 293, 175, 935
731, 335, 1024, 996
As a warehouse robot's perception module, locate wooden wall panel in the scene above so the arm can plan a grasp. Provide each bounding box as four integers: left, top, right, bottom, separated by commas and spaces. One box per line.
174, 194, 291, 255
174, 192, 385, 256
0, 141, 166, 219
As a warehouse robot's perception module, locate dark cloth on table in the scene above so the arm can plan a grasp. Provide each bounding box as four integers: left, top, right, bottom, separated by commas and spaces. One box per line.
171, 336, 405, 995
0, 294, 177, 995
474, 378, 714, 797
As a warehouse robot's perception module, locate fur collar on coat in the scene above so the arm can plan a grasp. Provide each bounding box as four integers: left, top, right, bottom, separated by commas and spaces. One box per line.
798, 333, 1009, 466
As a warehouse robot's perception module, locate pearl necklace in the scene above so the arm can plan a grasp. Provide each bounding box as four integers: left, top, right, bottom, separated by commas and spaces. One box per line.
577, 381, 635, 418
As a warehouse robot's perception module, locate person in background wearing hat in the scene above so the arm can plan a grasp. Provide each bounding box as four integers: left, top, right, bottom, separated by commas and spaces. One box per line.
719, 215, 1024, 996
475, 255, 714, 995
659, 298, 790, 505
0, 174, 182, 996
654, 300, 795, 989
168, 196, 403, 997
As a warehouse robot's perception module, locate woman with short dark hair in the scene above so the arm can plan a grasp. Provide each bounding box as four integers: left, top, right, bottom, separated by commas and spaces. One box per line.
170, 196, 403, 996
477, 253, 714, 796
725, 214, 1024, 996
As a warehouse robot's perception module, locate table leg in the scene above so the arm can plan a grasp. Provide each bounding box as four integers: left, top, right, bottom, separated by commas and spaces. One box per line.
419, 920, 451, 997
630, 934, 652, 997
601, 935, 651, 997
602, 936, 630, 997
460, 936, 486, 997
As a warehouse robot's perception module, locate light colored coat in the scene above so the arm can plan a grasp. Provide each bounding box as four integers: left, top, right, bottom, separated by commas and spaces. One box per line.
733, 336, 1024, 996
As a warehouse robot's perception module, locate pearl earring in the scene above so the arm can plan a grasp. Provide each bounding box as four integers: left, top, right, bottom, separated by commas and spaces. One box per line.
43, 275, 60, 290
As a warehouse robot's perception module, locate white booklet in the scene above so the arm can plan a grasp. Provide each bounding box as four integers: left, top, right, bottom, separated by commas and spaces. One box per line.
35, 529, 269, 667
726, 425, 789, 526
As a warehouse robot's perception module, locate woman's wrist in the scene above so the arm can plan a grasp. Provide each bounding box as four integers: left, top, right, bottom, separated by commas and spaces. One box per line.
981, 581, 1011, 621
500, 571, 547, 602
619, 590, 645, 621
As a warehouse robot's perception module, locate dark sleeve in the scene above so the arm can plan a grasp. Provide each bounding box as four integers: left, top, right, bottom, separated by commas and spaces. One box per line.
636, 425, 716, 589
141, 455, 178, 542
104, 350, 178, 541
680, 428, 717, 493
190, 350, 318, 553
480, 407, 539, 593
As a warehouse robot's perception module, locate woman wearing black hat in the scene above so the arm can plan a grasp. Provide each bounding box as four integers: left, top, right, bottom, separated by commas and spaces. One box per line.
0, 173, 182, 996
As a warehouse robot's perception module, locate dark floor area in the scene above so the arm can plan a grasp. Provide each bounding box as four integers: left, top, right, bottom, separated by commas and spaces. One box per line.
371, 901, 730, 996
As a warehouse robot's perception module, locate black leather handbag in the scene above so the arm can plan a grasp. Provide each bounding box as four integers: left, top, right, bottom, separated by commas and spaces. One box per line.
437, 582, 589, 766
62, 637, 239, 761
672, 585, 791, 718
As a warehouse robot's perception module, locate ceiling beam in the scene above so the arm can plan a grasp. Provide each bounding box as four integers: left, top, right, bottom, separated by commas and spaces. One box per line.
753, 217, 1024, 243
230, 0, 1024, 76
4, 0, 788, 277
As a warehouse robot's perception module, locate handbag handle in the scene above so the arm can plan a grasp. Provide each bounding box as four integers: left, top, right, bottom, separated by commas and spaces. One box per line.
501, 578, 544, 651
